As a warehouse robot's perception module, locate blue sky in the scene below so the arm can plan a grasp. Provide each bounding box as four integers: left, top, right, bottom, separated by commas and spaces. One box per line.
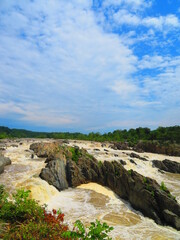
0, 0, 180, 133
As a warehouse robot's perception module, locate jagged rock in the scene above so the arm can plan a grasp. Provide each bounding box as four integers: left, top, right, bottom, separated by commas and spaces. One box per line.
119, 159, 126, 165
111, 142, 130, 150
40, 159, 68, 191
163, 210, 180, 230
129, 152, 148, 161
129, 159, 137, 165
31, 142, 180, 230
152, 159, 180, 173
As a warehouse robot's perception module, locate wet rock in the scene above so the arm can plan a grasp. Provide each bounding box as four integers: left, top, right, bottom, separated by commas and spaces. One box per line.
33, 143, 180, 230
114, 154, 118, 157
11, 144, 18, 148
163, 210, 180, 230
0, 155, 11, 174
40, 159, 68, 191
111, 142, 130, 150
129, 152, 148, 161
31, 154, 34, 159
104, 149, 109, 152
119, 160, 126, 165
152, 159, 180, 174
129, 159, 137, 165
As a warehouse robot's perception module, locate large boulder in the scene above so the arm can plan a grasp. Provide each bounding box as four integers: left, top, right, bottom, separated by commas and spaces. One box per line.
0, 155, 11, 174
152, 159, 180, 173
40, 159, 68, 191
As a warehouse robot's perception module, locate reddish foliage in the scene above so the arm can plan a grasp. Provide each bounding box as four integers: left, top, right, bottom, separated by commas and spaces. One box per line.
43, 209, 68, 232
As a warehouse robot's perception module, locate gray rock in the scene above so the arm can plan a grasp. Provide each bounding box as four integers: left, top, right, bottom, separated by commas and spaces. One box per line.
40, 159, 68, 191
163, 209, 180, 230
36, 143, 180, 231
152, 159, 180, 173
0, 155, 11, 174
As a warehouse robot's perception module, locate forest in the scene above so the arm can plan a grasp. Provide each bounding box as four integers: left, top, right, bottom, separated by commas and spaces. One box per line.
0, 126, 179, 144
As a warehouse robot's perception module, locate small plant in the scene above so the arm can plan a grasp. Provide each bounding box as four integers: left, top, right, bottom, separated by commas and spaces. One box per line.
98, 160, 103, 167
160, 181, 167, 192
145, 183, 152, 191
151, 191, 155, 197
143, 177, 147, 184
69, 147, 80, 163
128, 169, 132, 175
63, 219, 114, 239
0, 189, 44, 222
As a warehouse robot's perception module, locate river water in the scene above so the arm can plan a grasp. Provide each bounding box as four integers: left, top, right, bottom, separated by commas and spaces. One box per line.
0, 140, 180, 239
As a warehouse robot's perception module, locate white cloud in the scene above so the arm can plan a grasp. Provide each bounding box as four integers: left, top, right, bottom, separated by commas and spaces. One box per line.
113, 10, 141, 25
0, 0, 139, 128
0, 0, 180, 130
103, 0, 152, 10
143, 14, 180, 30
113, 11, 180, 31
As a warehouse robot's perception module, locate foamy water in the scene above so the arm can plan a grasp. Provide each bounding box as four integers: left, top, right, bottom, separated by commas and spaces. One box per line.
0, 140, 180, 239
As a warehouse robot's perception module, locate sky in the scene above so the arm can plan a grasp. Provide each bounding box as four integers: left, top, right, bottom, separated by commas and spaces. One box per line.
0, 0, 180, 133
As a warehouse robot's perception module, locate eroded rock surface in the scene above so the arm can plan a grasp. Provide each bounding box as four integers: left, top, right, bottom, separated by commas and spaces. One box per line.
30, 142, 180, 230
152, 159, 180, 173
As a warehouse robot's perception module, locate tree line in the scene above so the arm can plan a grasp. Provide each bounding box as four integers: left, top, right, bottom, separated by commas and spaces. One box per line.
0, 126, 179, 144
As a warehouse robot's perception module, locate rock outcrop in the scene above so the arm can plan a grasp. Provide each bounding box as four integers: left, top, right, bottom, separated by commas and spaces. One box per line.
30, 142, 180, 230
152, 159, 180, 174
0, 155, 11, 174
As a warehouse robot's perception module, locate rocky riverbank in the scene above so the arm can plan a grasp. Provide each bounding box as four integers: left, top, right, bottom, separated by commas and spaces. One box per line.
30, 141, 180, 230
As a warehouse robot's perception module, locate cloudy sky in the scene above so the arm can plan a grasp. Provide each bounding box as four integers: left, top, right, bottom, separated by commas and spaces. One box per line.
0, 0, 180, 132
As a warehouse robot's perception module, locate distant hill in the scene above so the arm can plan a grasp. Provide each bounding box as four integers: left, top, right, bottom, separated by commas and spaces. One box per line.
0, 126, 180, 144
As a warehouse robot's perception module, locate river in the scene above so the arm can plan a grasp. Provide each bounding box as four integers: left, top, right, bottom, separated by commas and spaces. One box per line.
0, 139, 180, 239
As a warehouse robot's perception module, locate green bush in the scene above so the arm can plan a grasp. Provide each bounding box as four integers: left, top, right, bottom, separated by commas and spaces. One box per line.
0, 185, 113, 239
63, 219, 113, 240
0, 188, 44, 222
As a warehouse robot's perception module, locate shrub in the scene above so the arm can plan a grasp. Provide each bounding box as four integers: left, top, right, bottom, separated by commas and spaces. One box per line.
0, 186, 113, 239
69, 147, 80, 163
0, 189, 44, 222
63, 219, 113, 239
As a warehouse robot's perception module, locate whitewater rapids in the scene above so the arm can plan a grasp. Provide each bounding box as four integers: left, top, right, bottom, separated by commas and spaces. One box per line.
0, 139, 180, 239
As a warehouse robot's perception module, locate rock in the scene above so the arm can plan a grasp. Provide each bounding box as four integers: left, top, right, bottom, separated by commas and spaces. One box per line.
40, 159, 68, 191
111, 142, 130, 150
0, 155, 11, 166
104, 149, 109, 152
114, 154, 118, 157
94, 148, 100, 151
163, 210, 180, 230
33, 142, 180, 231
0, 155, 11, 174
152, 159, 180, 174
31, 154, 34, 159
129, 159, 137, 165
129, 152, 148, 161
119, 160, 126, 165
11, 144, 18, 148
